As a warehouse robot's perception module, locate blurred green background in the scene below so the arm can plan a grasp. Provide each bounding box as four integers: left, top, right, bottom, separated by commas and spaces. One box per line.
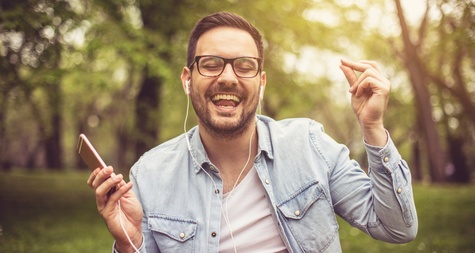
1, 0, 474, 252
1, 170, 474, 252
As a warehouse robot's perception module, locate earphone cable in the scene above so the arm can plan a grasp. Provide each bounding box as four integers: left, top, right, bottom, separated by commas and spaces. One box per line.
117, 200, 140, 253
183, 92, 246, 253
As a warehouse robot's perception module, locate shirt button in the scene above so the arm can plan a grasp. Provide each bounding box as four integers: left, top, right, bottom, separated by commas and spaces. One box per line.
179, 232, 185, 239
294, 210, 301, 216
384, 157, 389, 162
265, 179, 270, 184
397, 187, 402, 194
211, 232, 217, 237
214, 189, 220, 194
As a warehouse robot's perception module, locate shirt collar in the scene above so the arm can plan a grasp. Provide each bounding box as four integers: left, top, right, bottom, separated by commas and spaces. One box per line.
188, 126, 211, 174
256, 114, 274, 160
188, 114, 275, 174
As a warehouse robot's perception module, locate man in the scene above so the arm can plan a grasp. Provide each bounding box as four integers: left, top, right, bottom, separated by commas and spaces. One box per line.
88, 12, 418, 253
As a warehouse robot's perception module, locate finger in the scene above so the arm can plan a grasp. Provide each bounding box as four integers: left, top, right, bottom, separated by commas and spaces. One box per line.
354, 76, 391, 98
358, 68, 391, 90
339, 63, 358, 87
101, 181, 134, 215
108, 181, 134, 204
359, 62, 388, 82
354, 77, 375, 97
91, 166, 114, 189
115, 179, 128, 190
95, 173, 123, 211
96, 173, 123, 197
356, 68, 384, 85
340, 58, 376, 74
358, 60, 381, 72
87, 167, 102, 187
354, 60, 388, 82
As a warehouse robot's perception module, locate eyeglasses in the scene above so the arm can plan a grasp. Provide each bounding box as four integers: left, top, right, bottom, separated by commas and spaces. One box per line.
189, 55, 262, 78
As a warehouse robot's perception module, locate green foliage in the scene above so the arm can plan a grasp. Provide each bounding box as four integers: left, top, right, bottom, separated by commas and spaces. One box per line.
1, 0, 473, 181
1, 170, 474, 252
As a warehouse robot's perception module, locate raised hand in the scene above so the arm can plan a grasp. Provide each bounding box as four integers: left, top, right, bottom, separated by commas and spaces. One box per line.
339, 59, 390, 146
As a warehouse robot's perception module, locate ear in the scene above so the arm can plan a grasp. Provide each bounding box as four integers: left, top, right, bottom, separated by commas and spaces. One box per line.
181, 67, 191, 96
259, 71, 267, 100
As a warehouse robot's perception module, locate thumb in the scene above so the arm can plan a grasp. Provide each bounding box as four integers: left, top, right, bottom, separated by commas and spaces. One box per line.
339, 64, 357, 91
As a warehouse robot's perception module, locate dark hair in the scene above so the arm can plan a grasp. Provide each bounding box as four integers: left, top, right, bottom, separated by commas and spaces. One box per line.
187, 12, 264, 69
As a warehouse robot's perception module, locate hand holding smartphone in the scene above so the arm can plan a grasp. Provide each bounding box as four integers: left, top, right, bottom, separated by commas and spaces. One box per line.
79, 134, 142, 251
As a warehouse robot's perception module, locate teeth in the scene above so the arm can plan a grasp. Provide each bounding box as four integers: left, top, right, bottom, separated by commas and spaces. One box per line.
211, 94, 241, 102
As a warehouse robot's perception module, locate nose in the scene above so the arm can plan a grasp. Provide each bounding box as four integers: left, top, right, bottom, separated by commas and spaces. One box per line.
217, 62, 238, 84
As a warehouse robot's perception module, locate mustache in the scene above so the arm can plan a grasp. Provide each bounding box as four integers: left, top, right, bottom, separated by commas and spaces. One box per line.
204, 85, 246, 98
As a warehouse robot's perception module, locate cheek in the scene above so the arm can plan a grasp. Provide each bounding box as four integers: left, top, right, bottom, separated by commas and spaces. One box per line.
189, 83, 202, 96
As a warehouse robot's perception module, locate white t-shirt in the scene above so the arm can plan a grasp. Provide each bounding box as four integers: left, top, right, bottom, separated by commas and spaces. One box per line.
219, 166, 288, 252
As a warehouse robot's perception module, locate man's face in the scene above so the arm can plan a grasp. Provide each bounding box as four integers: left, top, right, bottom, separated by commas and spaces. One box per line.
186, 27, 266, 138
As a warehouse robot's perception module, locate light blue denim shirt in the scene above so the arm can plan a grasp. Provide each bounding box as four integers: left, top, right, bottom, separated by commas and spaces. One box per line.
124, 115, 417, 253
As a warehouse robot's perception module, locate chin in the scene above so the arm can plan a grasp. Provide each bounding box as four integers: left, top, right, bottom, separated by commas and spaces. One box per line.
201, 114, 250, 138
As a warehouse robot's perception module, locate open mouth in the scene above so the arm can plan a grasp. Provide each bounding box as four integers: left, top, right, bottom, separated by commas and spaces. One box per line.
211, 94, 241, 109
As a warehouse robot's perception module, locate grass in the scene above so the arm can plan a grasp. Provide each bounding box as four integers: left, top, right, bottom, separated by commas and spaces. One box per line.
0, 170, 113, 252
1, 170, 474, 253
338, 183, 475, 253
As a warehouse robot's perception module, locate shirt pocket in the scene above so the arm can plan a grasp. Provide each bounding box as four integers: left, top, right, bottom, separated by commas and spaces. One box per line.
277, 180, 339, 253
148, 213, 198, 252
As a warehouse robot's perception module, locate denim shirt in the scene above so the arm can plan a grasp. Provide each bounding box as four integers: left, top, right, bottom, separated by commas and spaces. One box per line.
125, 115, 417, 253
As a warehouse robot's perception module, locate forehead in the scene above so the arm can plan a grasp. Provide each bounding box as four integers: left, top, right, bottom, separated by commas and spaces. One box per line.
195, 26, 258, 57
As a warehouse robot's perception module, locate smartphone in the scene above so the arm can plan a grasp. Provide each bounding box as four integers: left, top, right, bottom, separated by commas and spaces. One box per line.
77, 134, 117, 195
77, 133, 107, 171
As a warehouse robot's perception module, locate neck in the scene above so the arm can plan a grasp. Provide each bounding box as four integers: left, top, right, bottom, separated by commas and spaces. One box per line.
199, 118, 258, 192
201, 120, 257, 163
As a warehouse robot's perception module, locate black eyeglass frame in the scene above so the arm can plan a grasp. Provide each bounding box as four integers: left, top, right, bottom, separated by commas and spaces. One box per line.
189, 55, 263, 78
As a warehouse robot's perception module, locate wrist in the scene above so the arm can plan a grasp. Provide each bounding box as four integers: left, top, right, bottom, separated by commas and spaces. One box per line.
115, 233, 143, 253
360, 122, 387, 147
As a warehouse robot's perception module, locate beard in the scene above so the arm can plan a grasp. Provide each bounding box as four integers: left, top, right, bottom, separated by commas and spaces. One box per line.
190, 84, 260, 140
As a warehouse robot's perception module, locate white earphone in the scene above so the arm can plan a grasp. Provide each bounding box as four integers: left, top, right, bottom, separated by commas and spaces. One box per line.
185, 80, 190, 95
259, 86, 264, 100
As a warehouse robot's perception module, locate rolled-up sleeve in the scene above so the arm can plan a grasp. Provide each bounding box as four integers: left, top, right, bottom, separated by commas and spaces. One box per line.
331, 131, 418, 243
364, 133, 418, 242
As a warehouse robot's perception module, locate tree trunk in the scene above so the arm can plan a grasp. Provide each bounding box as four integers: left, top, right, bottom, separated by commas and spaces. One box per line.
0, 88, 10, 171
45, 84, 63, 170
116, 128, 129, 173
134, 66, 162, 159
411, 137, 422, 181
394, 0, 446, 182
0, 108, 11, 171
446, 136, 470, 183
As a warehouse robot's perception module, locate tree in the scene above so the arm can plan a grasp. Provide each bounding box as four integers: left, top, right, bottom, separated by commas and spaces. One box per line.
392, 0, 474, 182
0, 0, 81, 169
1, 0, 472, 183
